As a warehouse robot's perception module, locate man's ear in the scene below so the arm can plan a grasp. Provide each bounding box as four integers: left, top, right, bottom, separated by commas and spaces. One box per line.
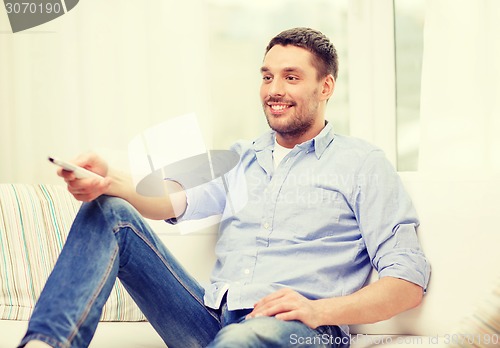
320, 74, 335, 101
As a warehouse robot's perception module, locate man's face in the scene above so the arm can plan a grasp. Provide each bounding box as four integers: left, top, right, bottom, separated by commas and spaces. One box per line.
260, 44, 326, 140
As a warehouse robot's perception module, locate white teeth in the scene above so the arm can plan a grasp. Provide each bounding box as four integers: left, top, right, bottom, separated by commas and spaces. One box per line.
271, 104, 288, 110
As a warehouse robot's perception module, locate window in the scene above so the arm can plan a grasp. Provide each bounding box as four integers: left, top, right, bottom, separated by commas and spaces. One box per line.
395, 0, 425, 171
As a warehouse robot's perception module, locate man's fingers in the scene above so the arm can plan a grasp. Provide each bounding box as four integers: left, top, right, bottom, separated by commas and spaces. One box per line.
58, 168, 75, 180
246, 288, 321, 329
275, 310, 300, 322
254, 288, 292, 308
249, 294, 298, 318
66, 177, 110, 202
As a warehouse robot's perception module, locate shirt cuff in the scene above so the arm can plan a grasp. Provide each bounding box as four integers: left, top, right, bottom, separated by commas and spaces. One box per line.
377, 249, 431, 293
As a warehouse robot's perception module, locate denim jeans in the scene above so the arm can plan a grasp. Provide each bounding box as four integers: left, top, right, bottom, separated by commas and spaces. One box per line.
19, 196, 348, 348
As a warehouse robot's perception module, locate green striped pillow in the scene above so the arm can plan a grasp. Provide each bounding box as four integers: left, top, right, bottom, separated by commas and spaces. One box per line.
0, 184, 146, 321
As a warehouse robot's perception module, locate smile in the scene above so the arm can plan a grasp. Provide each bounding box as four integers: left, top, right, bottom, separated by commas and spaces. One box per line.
271, 104, 289, 111
267, 102, 293, 114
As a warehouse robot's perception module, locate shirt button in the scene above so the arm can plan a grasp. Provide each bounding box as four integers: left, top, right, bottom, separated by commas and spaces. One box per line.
263, 222, 270, 229
243, 269, 250, 275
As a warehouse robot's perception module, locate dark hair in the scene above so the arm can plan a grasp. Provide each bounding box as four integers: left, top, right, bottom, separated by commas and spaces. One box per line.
265, 27, 338, 80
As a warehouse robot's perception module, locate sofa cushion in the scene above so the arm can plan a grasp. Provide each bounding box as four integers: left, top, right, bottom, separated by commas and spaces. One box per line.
448, 276, 500, 347
0, 184, 146, 321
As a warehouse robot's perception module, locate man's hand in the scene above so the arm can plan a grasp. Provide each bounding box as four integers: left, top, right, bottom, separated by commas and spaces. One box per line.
246, 288, 324, 329
55, 152, 186, 220
245, 278, 423, 329
58, 152, 111, 202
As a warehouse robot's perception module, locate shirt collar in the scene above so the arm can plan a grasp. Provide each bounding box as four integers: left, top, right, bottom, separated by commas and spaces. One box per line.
252, 121, 335, 159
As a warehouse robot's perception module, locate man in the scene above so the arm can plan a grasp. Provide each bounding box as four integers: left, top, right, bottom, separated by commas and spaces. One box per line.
21, 27, 430, 348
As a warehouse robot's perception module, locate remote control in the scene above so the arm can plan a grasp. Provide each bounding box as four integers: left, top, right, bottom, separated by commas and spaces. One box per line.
48, 156, 104, 180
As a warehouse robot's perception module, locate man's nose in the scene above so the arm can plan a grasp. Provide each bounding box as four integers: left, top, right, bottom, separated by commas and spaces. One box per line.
268, 79, 285, 97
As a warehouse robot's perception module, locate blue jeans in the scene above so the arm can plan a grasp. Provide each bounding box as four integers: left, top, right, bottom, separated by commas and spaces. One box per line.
19, 196, 349, 348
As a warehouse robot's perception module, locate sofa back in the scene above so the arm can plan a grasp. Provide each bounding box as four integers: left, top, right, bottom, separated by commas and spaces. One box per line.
349, 172, 500, 336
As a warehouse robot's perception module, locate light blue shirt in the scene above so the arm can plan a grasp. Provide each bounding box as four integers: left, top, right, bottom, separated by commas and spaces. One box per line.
171, 123, 430, 333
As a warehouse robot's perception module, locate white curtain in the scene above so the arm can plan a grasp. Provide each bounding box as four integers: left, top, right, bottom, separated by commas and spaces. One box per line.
419, 0, 500, 172
0, 0, 212, 184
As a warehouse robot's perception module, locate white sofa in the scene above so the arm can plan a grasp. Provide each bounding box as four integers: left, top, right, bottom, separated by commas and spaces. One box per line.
1, 172, 499, 348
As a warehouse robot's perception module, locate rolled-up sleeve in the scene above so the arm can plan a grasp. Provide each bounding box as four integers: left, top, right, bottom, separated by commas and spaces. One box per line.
165, 177, 227, 224
165, 143, 246, 225
353, 150, 431, 291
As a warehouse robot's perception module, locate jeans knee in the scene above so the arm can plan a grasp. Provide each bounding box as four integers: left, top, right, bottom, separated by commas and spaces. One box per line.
78, 196, 141, 228
210, 321, 260, 347
74, 196, 144, 241
92, 195, 137, 217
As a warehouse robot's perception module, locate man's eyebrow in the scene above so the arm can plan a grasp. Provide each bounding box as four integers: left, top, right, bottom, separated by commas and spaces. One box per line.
260, 66, 303, 74
283, 67, 303, 73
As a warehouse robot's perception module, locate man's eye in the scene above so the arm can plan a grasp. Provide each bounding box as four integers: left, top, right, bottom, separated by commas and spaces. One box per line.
262, 76, 272, 81
286, 76, 299, 81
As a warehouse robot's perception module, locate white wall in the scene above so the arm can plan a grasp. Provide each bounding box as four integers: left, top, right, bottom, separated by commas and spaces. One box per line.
0, 0, 212, 184
1, 0, 498, 186
0, 0, 353, 185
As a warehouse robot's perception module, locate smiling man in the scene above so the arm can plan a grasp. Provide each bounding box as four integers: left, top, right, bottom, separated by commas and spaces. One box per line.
260, 43, 334, 147
21, 28, 430, 348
